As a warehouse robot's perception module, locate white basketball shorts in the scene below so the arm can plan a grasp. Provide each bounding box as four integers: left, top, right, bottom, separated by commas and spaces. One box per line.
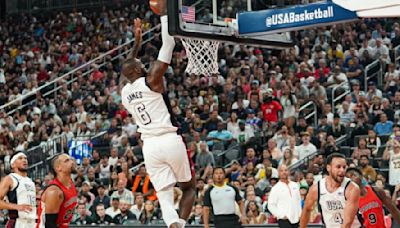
142, 132, 192, 191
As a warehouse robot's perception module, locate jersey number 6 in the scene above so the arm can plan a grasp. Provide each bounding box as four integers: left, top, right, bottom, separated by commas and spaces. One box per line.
136, 103, 152, 125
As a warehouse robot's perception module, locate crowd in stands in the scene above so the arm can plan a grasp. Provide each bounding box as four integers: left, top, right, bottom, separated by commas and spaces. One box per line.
0, 1, 400, 226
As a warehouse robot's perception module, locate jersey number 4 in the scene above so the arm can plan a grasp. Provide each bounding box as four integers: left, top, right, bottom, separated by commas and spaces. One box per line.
334, 212, 343, 224
136, 103, 152, 125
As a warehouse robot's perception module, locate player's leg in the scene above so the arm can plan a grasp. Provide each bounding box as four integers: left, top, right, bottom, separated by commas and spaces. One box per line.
142, 138, 183, 228
177, 177, 196, 220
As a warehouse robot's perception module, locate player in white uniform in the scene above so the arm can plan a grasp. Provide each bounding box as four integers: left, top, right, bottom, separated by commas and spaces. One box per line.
300, 153, 362, 228
120, 7, 195, 228
0, 152, 36, 228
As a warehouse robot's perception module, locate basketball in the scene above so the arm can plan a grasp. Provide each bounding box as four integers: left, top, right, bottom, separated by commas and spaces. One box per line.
150, 0, 162, 15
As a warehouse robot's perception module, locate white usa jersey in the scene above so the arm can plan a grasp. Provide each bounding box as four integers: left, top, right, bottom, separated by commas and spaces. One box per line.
318, 177, 363, 228
389, 151, 400, 185
8, 173, 37, 220
121, 77, 177, 139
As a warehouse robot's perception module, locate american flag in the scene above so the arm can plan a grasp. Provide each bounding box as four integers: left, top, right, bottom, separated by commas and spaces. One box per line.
181, 6, 196, 22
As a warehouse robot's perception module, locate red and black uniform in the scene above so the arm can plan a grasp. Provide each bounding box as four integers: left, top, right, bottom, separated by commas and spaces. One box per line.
36, 178, 78, 228
359, 186, 386, 228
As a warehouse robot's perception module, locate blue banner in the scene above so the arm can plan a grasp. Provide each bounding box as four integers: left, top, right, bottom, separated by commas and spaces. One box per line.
238, 2, 358, 35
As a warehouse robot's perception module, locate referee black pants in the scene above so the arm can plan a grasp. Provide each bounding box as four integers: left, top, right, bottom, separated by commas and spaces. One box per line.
278, 219, 299, 228
214, 214, 242, 228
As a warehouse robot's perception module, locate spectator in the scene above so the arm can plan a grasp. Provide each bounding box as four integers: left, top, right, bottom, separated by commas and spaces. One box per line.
206, 121, 233, 149
296, 132, 317, 160
113, 200, 137, 225
130, 193, 145, 219
93, 184, 111, 210
246, 200, 267, 224
91, 203, 113, 225
72, 202, 94, 225
268, 165, 302, 227
196, 141, 216, 170
279, 148, 298, 167
374, 113, 394, 136
110, 179, 135, 207
188, 203, 204, 225
131, 165, 157, 201
383, 139, 400, 186
327, 114, 346, 138
139, 200, 161, 224
359, 155, 377, 182
105, 197, 121, 219
241, 147, 258, 166
232, 120, 255, 147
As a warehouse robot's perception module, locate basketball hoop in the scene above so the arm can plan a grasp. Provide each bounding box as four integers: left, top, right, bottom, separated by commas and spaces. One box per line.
181, 38, 220, 76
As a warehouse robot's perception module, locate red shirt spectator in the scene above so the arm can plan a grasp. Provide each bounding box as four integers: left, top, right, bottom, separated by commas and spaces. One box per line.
37, 66, 49, 82
261, 99, 282, 123
91, 68, 104, 81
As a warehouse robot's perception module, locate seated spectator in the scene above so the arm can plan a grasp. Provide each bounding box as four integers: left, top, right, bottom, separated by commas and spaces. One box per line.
352, 138, 372, 160
130, 193, 145, 219
188, 203, 204, 225
246, 200, 267, 224
241, 147, 258, 166
139, 200, 161, 224
279, 148, 298, 167
105, 197, 121, 219
359, 155, 377, 182
110, 179, 135, 208
72, 202, 93, 225
366, 129, 381, 156
91, 203, 113, 225
206, 121, 232, 149
266, 138, 282, 161
339, 101, 355, 126
282, 136, 299, 159
113, 200, 137, 224
374, 113, 394, 136
196, 141, 216, 171
272, 125, 291, 151
327, 114, 346, 138
383, 139, 400, 186
231, 120, 255, 147
131, 165, 157, 201
296, 132, 317, 160
93, 184, 110, 210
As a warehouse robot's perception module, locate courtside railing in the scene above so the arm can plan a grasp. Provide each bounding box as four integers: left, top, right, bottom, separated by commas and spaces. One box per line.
298, 101, 318, 127
1, 24, 161, 115
331, 81, 351, 115
364, 59, 383, 91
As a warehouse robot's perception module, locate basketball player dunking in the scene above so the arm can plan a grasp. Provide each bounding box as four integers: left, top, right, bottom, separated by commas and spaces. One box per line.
300, 153, 363, 228
0, 152, 36, 228
120, 4, 195, 228
346, 167, 400, 227
37, 154, 78, 228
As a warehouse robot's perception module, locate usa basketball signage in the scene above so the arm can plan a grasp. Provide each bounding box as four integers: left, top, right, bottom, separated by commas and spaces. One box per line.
238, 2, 358, 35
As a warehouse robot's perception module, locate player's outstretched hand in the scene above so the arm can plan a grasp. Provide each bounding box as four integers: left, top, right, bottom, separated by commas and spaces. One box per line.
16, 204, 33, 212
134, 18, 143, 44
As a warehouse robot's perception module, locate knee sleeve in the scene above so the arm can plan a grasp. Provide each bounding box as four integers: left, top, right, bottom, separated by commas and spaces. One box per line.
157, 186, 180, 227
157, 15, 175, 64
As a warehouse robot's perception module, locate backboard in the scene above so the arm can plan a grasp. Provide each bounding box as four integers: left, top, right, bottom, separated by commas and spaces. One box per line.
167, 0, 294, 49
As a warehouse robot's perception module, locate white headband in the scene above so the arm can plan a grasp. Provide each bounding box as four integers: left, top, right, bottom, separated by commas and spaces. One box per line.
10, 152, 27, 167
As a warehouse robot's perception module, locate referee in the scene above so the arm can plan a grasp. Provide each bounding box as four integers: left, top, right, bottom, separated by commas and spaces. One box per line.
203, 167, 247, 228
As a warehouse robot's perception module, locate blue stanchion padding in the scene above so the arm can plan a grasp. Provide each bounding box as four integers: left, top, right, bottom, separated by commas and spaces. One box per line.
238, 2, 358, 35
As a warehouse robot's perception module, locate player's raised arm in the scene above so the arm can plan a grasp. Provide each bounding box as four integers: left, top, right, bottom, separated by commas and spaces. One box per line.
300, 184, 317, 228
342, 182, 360, 228
147, 0, 175, 94
374, 186, 400, 224
127, 18, 143, 60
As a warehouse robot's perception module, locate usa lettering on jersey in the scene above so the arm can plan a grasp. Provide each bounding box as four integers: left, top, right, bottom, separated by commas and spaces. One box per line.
326, 200, 344, 210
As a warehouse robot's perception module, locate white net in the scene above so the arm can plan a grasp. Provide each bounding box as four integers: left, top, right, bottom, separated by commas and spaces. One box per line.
182, 38, 220, 76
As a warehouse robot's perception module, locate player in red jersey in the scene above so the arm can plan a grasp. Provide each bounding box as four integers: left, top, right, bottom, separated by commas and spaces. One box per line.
37, 154, 78, 228
346, 167, 400, 227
